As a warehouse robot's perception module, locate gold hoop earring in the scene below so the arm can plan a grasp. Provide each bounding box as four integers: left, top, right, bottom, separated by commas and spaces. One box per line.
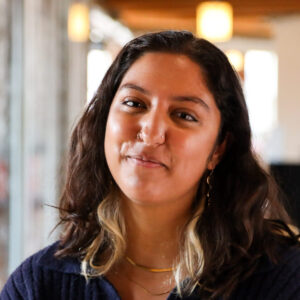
206, 170, 213, 207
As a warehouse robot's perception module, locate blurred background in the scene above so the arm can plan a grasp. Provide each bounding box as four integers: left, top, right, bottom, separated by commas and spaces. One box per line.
0, 0, 300, 289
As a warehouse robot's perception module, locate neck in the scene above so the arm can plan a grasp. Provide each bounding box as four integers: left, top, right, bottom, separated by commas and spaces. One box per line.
121, 194, 193, 268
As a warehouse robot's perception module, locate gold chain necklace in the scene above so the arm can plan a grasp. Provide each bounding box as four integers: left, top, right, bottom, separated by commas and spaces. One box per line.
125, 256, 175, 273
114, 271, 174, 296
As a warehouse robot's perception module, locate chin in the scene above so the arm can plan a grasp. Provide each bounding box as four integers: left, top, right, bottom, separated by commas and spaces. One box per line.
118, 187, 167, 206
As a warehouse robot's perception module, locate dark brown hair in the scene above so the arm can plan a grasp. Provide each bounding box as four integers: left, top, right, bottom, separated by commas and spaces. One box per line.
56, 30, 299, 299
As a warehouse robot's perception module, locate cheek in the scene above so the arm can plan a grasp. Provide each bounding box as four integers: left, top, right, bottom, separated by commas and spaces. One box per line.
105, 113, 122, 165
104, 111, 136, 163
172, 131, 215, 175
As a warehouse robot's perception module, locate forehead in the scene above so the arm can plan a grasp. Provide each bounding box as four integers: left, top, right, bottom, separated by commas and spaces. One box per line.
117, 52, 216, 109
120, 52, 209, 92
123, 52, 204, 81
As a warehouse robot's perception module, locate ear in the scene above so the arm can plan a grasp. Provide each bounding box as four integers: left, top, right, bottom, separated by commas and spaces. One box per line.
207, 138, 227, 170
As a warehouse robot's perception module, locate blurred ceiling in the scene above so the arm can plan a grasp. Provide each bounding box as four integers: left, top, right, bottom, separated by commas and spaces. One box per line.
94, 0, 300, 38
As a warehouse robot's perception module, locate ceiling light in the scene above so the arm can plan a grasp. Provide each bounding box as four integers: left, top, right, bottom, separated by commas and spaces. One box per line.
68, 2, 90, 42
225, 49, 244, 72
197, 1, 233, 42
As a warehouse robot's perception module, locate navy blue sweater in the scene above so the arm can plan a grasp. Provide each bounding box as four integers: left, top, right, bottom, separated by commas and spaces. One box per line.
1, 242, 300, 299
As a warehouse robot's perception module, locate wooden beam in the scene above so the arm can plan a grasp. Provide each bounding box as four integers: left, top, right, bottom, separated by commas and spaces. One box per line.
99, 0, 300, 17
95, 0, 297, 38
118, 10, 272, 38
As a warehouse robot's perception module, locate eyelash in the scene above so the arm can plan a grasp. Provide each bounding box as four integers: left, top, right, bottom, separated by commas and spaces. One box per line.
122, 99, 198, 122
122, 99, 145, 109
174, 112, 197, 122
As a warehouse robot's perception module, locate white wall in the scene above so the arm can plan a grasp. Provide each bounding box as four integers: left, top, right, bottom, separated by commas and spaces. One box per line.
218, 17, 300, 164
272, 15, 300, 163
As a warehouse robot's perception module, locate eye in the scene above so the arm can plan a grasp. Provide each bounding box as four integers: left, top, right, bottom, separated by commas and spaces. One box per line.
122, 99, 145, 109
175, 111, 197, 122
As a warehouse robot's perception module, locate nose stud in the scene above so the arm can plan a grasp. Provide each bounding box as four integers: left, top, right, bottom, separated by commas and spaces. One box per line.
137, 131, 144, 141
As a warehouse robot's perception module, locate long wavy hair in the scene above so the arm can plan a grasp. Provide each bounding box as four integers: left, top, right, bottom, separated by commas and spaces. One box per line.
55, 31, 299, 299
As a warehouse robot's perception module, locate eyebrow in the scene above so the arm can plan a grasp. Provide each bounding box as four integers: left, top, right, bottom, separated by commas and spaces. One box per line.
119, 83, 151, 95
119, 83, 210, 111
172, 96, 210, 111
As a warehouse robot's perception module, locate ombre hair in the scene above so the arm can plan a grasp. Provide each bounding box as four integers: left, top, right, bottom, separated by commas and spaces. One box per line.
55, 31, 299, 299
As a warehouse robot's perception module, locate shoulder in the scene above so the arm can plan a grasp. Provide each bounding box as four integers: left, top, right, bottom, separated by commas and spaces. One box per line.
0, 242, 81, 300
232, 245, 300, 300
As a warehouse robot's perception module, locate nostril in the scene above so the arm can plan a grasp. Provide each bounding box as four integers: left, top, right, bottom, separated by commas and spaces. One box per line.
136, 129, 165, 146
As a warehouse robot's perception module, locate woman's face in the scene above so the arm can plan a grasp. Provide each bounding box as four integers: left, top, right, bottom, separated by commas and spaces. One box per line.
104, 52, 224, 206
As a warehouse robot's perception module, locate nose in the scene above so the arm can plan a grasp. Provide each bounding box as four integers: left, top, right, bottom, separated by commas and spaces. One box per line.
137, 109, 167, 146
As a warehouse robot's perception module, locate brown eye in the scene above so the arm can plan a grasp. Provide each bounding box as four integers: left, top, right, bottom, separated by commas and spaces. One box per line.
122, 99, 145, 109
175, 112, 197, 122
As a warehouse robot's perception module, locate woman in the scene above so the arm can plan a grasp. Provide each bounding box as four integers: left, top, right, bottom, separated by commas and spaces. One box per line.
1, 30, 300, 300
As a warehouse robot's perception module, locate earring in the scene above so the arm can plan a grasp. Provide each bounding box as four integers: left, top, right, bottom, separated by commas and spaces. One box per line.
206, 170, 214, 207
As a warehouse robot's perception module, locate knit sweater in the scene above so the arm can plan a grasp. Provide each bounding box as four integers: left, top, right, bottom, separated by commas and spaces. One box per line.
1, 242, 300, 300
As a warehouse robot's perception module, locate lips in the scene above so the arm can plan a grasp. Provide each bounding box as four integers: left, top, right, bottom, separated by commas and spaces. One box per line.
126, 154, 168, 168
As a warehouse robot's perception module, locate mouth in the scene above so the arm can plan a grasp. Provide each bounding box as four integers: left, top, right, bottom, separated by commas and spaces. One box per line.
126, 155, 167, 168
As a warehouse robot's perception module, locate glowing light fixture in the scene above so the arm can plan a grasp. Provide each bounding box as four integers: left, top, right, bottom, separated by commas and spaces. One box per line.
225, 49, 244, 72
68, 2, 90, 42
197, 1, 233, 42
